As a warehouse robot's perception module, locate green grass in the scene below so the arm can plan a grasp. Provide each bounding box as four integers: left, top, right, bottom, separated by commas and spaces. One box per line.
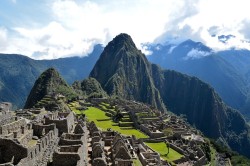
145, 142, 183, 162
27, 139, 37, 147
210, 145, 217, 166
101, 102, 110, 107
68, 102, 84, 115
133, 159, 142, 166
84, 107, 148, 138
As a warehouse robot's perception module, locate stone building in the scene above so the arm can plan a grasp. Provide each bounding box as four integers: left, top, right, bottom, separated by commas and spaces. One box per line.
53, 145, 85, 166
44, 111, 75, 136
0, 113, 58, 166
0, 102, 13, 125
111, 134, 133, 166
0, 100, 88, 166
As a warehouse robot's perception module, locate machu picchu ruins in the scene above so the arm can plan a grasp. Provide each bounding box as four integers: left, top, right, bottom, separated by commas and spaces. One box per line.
0, 94, 231, 166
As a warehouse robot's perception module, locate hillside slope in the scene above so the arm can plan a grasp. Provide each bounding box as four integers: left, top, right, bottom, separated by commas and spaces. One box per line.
90, 33, 250, 157
0, 44, 102, 108
90, 33, 166, 111
24, 68, 77, 108
147, 41, 248, 114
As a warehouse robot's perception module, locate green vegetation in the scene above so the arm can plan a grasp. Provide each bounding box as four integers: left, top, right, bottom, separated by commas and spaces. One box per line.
100, 102, 110, 107
133, 159, 142, 166
84, 107, 147, 138
231, 155, 250, 166
145, 142, 183, 162
162, 128, 173, 137
68, 102, 82, 115
89, 33, 167, 112
27, 139, 38, 147
210, 145, 216, 166
25, 68, 77, 108
209, 138, 250, 165
72, 77, 107, 98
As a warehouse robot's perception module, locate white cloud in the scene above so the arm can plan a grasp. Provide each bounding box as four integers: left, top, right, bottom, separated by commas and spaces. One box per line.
158, 0, 250, 50
141, 45, 152, 56
240, 19, 250, 40
1, 0, 250, 59
0, 27, 7, 50
2, 0, 177, 59
184, 48, 211, 60
168, 46, 176, 54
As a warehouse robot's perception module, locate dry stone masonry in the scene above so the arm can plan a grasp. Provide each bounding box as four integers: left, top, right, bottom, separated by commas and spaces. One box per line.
0, 96, 232, 165
0, 97, 87, 166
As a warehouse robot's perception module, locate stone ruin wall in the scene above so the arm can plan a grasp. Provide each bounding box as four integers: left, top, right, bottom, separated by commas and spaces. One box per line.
0, 118, 26, 135
53, 145, 84, 166
45, 112, 74, 136
0, 118, 33, 146
59, 133, 84, 146
0, 138, 27, 165
17, 128, 58, 166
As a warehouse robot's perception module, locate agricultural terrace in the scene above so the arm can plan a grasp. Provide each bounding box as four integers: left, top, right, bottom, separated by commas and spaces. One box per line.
68, 101, 148, 139
145, 142, 183, 162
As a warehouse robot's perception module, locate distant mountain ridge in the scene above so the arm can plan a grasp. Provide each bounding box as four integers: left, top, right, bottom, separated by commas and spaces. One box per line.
89, 33, 250, 157
0, 44, 102, 108
147, 40, 250, 119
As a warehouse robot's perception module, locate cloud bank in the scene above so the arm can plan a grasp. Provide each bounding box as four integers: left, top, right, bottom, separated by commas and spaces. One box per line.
0, 0, 250, 59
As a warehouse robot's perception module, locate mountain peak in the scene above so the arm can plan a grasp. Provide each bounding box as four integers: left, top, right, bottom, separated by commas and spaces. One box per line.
113, 33, 134, 43
90, 33, 166, 111
107, 33, 137, 52
43, 67, 58, 76
24, 68, 76, 108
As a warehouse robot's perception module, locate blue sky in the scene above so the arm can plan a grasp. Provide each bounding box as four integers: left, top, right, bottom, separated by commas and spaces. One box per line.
1, 0, 250, 59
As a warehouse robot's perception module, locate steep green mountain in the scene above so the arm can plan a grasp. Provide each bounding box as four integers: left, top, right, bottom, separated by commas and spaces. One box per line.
24, 68, 77, 108
90, 33, 166, 111
90, 33, 250, 157
72, 77, 108, 98
0, 54, 45, 109
0, 44, 102, 108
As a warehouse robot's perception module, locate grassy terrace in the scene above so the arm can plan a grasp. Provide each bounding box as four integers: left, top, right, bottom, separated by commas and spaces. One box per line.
85, 107, 147, 138
69, 102, 148, 139
133, 159, 142, 166
145, 142, 183, 162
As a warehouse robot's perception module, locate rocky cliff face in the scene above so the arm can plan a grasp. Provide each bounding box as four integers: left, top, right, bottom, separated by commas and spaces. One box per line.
151, 64, 250, 157
24, 68, 77, 108
90, 33, 166, 111
90, 33, 250, 157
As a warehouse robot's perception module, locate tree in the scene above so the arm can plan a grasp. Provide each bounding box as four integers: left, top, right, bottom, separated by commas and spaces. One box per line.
163, 127, 173, 137
165, 141, 170, 156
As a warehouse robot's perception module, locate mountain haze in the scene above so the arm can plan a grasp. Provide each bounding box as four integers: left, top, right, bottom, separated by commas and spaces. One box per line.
147, 41, 249, 117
